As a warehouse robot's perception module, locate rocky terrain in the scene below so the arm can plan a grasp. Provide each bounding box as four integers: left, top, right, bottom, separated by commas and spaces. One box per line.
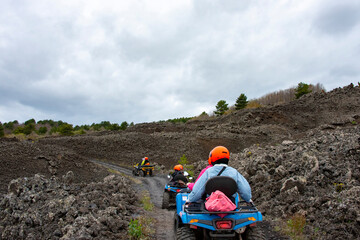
0, 83, 359, 239
235, 125, 360, 239
0, 174, 138, 239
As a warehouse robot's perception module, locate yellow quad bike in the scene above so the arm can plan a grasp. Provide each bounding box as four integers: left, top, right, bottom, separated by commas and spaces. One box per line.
132, 163, 155, 177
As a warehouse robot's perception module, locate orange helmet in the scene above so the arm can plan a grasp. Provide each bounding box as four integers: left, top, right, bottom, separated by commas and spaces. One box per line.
174, 164, 184, 171
208, 146, 230, 165
144, 157, 148, 160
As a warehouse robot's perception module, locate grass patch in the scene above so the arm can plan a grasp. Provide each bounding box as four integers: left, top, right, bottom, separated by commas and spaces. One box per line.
128, 219, 142, 239
128, 216, 155, 240
107, 168, 120, 174
282, 214, 307, 240
140, 191, 154, 211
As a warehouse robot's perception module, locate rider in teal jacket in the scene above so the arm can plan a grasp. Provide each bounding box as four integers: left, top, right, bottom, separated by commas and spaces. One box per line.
187, 146, 252, 203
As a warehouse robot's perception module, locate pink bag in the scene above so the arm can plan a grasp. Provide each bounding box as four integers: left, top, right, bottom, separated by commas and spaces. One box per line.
205, 190, 236, 218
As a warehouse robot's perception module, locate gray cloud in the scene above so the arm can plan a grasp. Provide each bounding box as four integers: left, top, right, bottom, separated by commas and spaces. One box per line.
314, 2, 360, 35
1, 0, 359, 125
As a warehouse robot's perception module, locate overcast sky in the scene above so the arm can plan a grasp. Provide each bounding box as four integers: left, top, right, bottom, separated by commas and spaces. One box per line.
1, 0, 359, 125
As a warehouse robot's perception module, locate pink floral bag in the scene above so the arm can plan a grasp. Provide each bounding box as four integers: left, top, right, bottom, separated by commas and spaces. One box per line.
205, 190, 236, 217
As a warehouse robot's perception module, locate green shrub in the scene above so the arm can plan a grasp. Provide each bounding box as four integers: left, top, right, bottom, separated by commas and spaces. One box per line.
3, 121, 15, 130
100, 121, 111, 130
14, 124, 36, 135
38, 119, 56, 126
178, 154, 188, 165
49, 126, 58, 134
128, 219, 142, 239
13, 126, 24, 134
0, 122, 4, 137
166, 117, 192, 124
178, 154, 194, 178
334, 183, 344, 192
24, 118, 36, 125
58, 124, 74, 136
37, 126, 48, 135
91, 123, 102, 131
74, 129, 86, 135
23, 123, 35, 135
109, 123, 120, 131
120, 121, 129, 130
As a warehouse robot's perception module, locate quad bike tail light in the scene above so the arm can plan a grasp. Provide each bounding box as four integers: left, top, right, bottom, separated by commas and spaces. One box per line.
216, 220, 232, 229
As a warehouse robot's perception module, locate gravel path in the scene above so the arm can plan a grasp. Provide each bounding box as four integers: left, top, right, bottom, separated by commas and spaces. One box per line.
93, 160, 175, 240
94, 160, 289, 240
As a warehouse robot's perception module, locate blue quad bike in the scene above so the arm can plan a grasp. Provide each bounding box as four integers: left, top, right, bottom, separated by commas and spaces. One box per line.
174, 176, 265, 240
162, 172, 193, 209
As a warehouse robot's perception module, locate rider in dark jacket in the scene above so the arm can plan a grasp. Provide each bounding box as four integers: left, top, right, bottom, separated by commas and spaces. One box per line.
169, 164, 188, 186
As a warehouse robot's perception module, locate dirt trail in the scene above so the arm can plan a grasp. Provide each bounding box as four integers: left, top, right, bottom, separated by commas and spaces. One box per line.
93, 160, 175, 240
95, 160, 290, 240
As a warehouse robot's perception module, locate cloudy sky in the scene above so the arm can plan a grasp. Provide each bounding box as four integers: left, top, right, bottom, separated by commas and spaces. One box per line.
1, 0, 359, 125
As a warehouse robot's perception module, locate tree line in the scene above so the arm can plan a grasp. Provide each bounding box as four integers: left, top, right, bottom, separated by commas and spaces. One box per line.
213, 82, 325, 116
0, 119, 133, 138
0, 82, 329, 138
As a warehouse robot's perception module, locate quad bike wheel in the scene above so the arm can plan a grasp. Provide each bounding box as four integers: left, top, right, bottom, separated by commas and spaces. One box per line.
175, 226, 196, 240
149, 169, 153, 176
241, 226, 265, 240
174, 212, 196, 240
162, 191, 170, 209
140, 170, 146, 177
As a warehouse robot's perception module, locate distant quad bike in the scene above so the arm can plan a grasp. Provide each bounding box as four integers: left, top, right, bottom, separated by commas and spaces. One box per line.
162, 172, 192, 209
174, 176, 264, 240
132, 164, 155, 177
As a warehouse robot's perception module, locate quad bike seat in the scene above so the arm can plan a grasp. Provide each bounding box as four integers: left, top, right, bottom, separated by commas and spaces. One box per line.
186, 176, 238, 212
205, 176, 237, 198
168, 173, 188, 188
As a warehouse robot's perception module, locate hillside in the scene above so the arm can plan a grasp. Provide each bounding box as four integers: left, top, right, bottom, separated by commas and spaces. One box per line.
0, 83, 359, 239
35, 84, 359, 168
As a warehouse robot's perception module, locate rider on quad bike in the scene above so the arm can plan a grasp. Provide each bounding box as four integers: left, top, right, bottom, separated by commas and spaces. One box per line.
162, 164, 190, 209
132, 157, 154, 177
169, 164, 189, 186
187, 146, 251, 203
173, 146, 263, 239
138, 157, 150, 167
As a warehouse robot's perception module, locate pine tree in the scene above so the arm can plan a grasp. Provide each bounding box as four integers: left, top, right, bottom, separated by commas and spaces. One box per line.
295, 82, 312, 99
214, 100, 229, 116
235, 93, 248, 110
